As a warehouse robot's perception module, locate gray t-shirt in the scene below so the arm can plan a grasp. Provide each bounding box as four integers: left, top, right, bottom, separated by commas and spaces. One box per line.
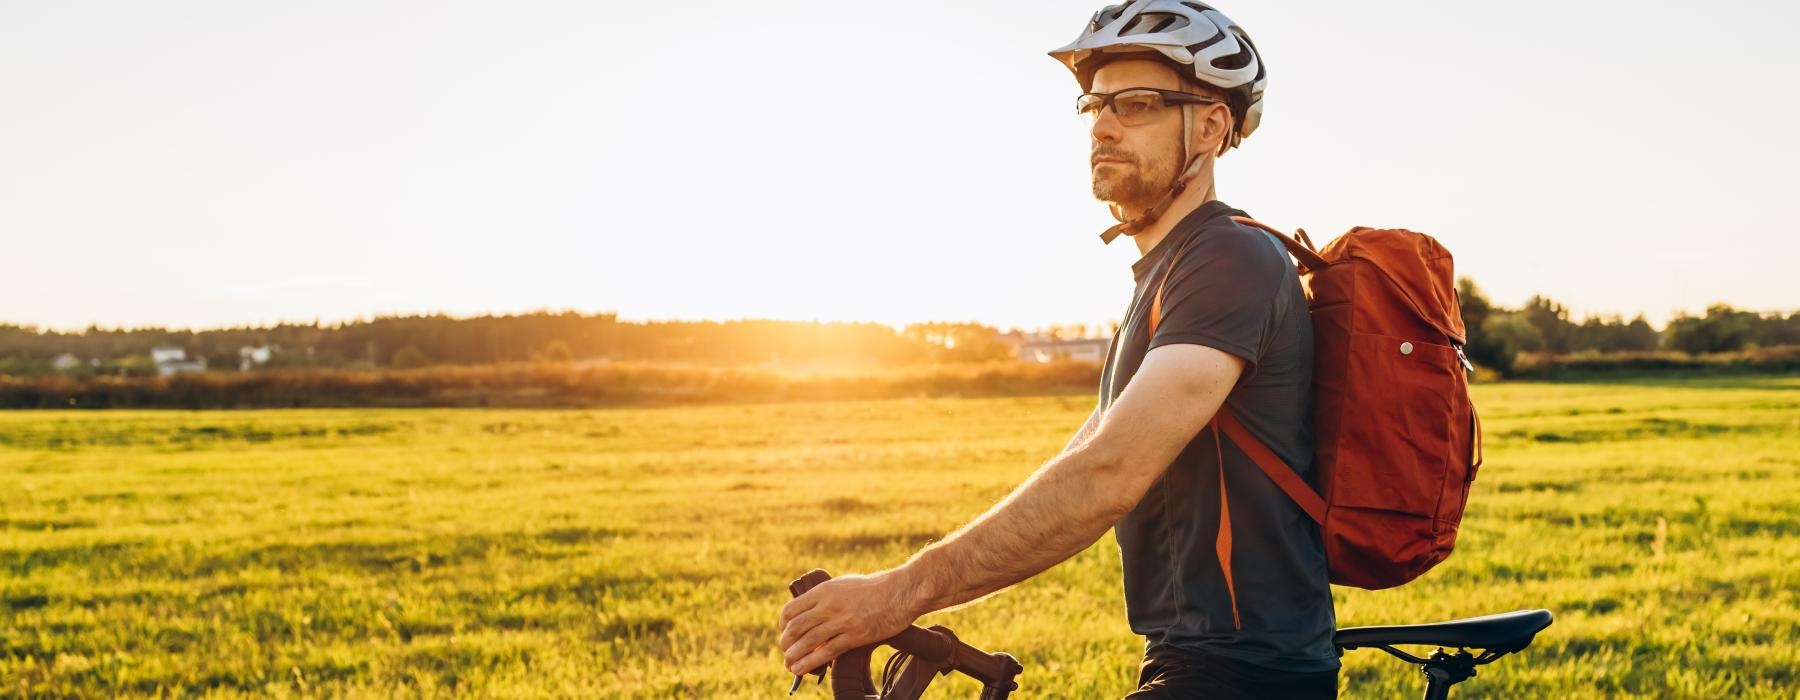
1098, 199, 1338, 672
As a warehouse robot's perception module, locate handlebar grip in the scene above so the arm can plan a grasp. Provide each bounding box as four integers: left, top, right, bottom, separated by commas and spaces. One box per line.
955, 646, 1023, 686
886, 625, 1022, 685
790, 568, 831, 598
886, 626, 955, 661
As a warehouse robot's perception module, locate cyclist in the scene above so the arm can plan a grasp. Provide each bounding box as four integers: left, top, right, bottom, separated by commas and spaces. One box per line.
779, 2, 1336, 696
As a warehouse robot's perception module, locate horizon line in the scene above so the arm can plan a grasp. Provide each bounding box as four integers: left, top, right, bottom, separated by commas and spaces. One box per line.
6, 298, 1796, 337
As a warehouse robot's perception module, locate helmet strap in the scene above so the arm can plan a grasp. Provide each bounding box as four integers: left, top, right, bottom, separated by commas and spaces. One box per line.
1099, 103, 1206, 244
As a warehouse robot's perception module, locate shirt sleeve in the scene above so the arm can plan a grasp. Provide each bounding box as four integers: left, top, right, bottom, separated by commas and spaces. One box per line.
1145, 225, 1290, 380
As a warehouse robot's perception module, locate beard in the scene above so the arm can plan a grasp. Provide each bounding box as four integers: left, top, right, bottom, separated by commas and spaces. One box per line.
1091, 143, 1179, 212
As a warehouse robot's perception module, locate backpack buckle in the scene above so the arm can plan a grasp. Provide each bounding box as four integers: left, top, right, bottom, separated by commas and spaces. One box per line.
1454, 345, 1475, 373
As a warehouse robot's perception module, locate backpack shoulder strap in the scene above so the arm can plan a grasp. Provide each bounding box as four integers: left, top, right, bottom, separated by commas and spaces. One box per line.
1216, 409, 1326, 523
1151, 217, 1327, 336
1146, 217, 1328, 524
1230, 216, 1330, 273
1143, 216, 1328, 631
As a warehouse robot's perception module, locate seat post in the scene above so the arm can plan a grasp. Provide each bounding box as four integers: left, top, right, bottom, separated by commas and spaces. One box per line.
1419, 649, 1478, 700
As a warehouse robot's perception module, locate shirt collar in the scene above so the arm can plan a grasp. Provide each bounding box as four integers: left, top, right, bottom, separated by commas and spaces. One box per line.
1130, 199, 1240, 282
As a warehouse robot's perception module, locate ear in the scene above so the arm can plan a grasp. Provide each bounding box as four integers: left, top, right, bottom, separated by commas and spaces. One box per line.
1202, 102, 1233, 157
1177, 79, 1235, 158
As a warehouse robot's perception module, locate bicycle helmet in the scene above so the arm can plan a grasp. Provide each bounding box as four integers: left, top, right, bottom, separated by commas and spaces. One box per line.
1049, 0, 1266, 146
1048, 1, 1269, 243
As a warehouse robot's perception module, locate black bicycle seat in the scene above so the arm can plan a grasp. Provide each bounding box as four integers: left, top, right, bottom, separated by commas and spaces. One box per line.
1335, 609, 1553, 653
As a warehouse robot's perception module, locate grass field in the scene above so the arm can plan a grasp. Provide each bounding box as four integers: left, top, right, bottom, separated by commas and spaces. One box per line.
2, 376, 1796, 698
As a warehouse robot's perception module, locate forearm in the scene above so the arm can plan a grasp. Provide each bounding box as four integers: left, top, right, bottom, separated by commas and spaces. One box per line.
1058, 406, 1102, 456
883, 347, 1241, 617
781, 346, 1238, 676
888, 439, 1132, 616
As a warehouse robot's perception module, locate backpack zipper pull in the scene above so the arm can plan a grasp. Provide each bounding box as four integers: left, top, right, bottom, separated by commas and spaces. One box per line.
1454, 344, 1474, 372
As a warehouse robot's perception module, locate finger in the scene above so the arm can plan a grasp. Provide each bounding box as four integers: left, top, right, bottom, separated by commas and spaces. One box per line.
787, 631, 852, 676
782, 617, 842, 670
778, 607, 826, 650
778, 589, 819, 628
783, 617, 846, 670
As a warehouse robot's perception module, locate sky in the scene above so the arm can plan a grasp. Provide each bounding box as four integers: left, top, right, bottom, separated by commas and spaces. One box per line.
2, 0, 1794, 333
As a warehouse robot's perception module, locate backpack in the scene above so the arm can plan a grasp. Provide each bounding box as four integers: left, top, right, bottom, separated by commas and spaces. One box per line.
1149, 216, 1482, 597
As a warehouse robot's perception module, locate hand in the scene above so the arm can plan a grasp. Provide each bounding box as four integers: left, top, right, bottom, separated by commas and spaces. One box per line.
777, 571, 920, 675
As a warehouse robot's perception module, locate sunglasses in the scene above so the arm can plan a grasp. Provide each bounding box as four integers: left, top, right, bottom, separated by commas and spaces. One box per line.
1076, 87, 1224, 126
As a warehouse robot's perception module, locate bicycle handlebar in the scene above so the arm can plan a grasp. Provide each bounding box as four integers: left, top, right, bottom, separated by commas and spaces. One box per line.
788, 569, 1023, 700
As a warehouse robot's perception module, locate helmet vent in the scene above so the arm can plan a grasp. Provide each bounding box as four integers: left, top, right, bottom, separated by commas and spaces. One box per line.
1184, 30, 1228, 56
1129, 14, 1184, 34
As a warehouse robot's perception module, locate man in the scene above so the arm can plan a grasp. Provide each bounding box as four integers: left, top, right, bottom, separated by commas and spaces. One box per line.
778, 2, 1337, 696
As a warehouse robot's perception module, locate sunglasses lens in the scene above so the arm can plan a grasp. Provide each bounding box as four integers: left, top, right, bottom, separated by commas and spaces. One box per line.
1076, 90, 1168, 125
1076, 94, 1105, 123
1112, 90, 1163, 125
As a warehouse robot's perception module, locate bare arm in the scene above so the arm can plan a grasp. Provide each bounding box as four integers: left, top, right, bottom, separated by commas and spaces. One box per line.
889, 344, 1242, 614
778, 344, 1244, 673
1060, 405, 1102, 456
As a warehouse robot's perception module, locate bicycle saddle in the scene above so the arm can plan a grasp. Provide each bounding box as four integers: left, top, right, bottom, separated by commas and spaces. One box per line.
1335, 609, 1553, 653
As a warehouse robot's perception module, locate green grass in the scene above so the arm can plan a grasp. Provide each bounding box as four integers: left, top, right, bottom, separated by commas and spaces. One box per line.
1, 376, 1796, 698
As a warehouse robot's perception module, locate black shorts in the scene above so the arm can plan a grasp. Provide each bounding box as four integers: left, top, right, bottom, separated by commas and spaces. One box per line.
1124, 644, 1338, 699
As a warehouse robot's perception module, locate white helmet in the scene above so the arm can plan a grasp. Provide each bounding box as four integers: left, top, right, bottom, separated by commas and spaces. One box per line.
1049, 0, 1267, 147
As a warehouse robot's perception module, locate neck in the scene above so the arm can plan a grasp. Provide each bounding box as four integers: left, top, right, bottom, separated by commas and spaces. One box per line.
1128, 174, 1218, 257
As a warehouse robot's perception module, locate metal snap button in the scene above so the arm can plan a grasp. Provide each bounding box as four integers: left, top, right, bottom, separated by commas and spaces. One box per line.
1399, 341, 1414, 356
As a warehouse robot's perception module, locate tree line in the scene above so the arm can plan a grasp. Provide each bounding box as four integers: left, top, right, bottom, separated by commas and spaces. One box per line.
1, 283, 1794, 378
0, 313, 1022, 376
1456, 280, 1800, 373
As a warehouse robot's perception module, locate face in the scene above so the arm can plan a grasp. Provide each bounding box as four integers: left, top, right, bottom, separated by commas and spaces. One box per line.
1085, 59, 1226, 211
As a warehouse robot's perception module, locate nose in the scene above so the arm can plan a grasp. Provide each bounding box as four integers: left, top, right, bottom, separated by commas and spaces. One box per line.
1090, 104, 1123, 145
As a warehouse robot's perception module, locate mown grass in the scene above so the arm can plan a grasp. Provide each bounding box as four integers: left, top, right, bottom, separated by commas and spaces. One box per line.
1, 377, 1796, 698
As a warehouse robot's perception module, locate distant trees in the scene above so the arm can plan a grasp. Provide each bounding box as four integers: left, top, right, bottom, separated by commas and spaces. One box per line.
0, 313, 1023, 375
1573, 315, 1659, 354
1457, 279, 1797, 374
540, 340, 574, 364
1458, 281, 1557, 373
1660, 304, 1800, 354
1474, 316, 1544, 373
2, 285, 1795, 379
901, 322, 1017, 363
391, 346, 433, 370
1455, 278, 1504, 371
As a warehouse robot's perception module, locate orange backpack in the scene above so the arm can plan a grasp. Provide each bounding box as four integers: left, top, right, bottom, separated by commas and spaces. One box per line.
1150, 216, 1481, 594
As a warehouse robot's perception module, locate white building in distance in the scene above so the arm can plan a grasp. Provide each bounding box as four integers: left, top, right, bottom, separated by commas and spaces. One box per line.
150, 346, 206, 376
1002, 333, 1113, 364
239, 345, 275, 371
